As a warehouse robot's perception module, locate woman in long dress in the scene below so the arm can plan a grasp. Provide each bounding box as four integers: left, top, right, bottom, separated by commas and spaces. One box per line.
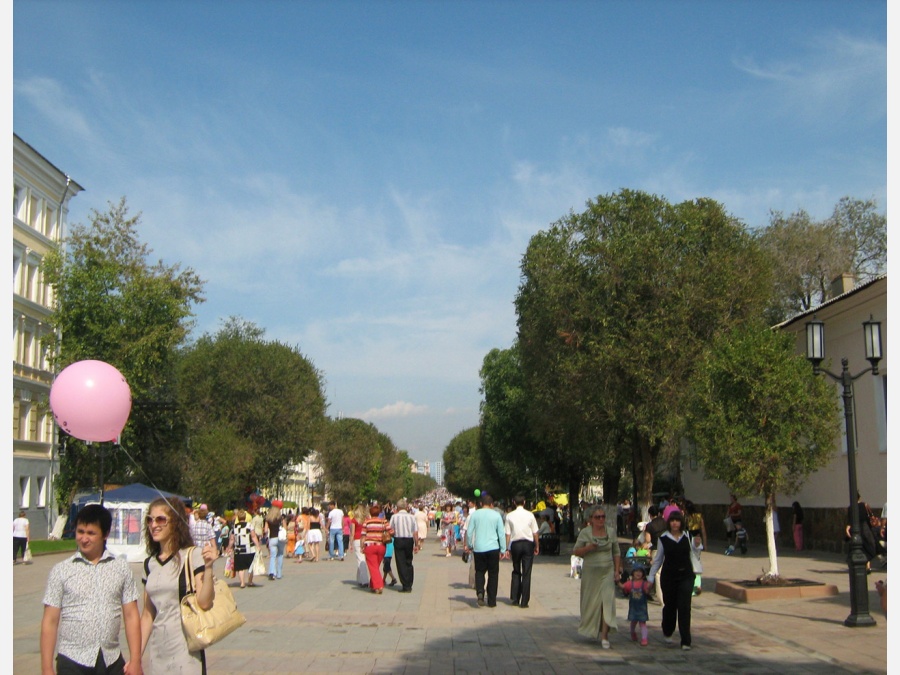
140, 497, 218, 674
573, 507, 621, 649
440, 503, 458, 557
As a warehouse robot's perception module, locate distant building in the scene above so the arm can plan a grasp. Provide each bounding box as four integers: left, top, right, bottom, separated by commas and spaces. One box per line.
411, 460, 430, 476
13, 134, 83, 539
431, 461, 444, 486
279, 452, 324, 509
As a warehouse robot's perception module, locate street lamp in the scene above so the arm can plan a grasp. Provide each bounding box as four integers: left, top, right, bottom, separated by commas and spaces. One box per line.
805, 314, 882, 628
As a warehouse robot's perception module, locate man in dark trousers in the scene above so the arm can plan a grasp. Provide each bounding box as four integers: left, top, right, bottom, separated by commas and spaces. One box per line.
464, 494, 508, 607
388, 499, 418, 592
505, 495, 540, 608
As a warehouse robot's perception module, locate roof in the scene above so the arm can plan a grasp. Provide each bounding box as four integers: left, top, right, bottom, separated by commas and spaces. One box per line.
75, 482, 188, 506
775, 274, 887, 330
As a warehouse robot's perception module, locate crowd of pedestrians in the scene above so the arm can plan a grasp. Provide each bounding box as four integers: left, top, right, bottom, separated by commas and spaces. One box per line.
33, 486, 888, 672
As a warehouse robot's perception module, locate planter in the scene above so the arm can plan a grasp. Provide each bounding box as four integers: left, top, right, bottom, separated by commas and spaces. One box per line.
715, 578, 838, 602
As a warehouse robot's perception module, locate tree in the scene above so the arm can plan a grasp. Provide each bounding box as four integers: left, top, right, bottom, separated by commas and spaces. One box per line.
443, 427, 496, 499
42, 198, 204, 504
516, 190, 772, 518
758, 197, 886, 323
317, 417, 408, 506
177, 317, 327, 496
687, 322, 841, 577
478, 344, 544, 499
408, 472, 438, 500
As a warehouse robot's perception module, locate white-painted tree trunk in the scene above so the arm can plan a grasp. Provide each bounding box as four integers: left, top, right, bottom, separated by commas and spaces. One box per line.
765, 493, 779, 578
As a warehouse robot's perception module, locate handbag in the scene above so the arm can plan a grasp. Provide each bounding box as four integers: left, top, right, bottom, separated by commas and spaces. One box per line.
252, 551, 266, 576
381, 521, 392, 545
23, 545, 32, 563
462, 550, 469, 563
866, 504, 881, 528
223, 553, 234, 578
180, 547, 246, 652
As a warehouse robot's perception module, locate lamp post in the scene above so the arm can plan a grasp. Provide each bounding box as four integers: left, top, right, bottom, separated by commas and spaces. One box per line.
805, 314, 882, 628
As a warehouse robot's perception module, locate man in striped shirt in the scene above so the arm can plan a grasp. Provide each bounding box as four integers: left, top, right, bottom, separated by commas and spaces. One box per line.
389, 499, 418, 593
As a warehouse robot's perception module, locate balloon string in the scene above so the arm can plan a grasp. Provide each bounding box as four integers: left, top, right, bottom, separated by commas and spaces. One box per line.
116, 442, 192, 529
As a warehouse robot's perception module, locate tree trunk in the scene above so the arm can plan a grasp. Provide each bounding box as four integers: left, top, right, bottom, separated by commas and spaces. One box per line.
568, 473, 581, 542
765, 492, 779, 577
636, 435, 658, 523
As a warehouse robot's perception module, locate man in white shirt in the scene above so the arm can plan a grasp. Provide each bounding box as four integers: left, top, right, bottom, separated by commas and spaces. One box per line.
41, 504, 142, 675
505, 495, 540, 608
327, 502, 345, 560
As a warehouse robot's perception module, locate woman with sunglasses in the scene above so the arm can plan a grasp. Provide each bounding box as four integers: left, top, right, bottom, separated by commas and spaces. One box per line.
140, 497, 218, 673
573, 507, 622, 649
647, 510, 701, 651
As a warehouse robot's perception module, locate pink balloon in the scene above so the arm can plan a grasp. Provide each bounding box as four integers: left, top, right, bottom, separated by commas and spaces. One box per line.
50, 360, 132, 442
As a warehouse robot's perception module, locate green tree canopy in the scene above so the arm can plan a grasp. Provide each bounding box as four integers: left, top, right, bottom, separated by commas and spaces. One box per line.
515, 189, 772, 513
478, 344, 545, 499
443, 426, 496, 499
687, 321, 841, 575
317, 417, 408, 506
177, 317, 327, 498
42, 198, 204, 502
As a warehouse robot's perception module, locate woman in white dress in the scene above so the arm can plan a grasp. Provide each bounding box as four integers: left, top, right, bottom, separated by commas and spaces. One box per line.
140, 497, 218, 674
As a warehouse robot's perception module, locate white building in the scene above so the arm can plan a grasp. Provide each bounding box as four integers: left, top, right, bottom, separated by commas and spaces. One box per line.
13, 134, 83, 538
431, 461, 443, 486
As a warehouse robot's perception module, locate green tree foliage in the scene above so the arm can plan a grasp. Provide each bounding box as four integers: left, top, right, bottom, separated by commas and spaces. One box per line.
42, 198, 204, 503
177, 317, 327, 497
758, 196, 886, 323
687, 322, 841, 575
408, 472, 438, 500
478, 344, 544, 498
443, 426, 496, 499
317, 417, 408, 506
515, 189, 772, 514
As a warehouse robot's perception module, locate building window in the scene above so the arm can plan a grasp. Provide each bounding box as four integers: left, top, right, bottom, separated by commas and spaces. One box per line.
13, 183, 25, 218
37, 476, 47, 508
18, 401, 31, 441
19, 476, 31, 508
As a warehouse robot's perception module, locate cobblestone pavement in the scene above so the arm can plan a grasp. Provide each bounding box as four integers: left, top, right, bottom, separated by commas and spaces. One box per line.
13, 536, 889, 673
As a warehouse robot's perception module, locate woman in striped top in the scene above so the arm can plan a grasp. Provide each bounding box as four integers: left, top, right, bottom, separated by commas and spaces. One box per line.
361, 505, 391, 594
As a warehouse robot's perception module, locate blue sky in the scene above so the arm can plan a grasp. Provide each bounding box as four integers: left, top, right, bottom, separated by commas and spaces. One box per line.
12, 1, 887, 465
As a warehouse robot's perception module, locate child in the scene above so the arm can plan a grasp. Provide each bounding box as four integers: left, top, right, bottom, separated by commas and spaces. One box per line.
726, 522, 749, 555
620, 565, 651, 646
382, 538, 398, 587
623, 533, 652, 583
690, 533, 704, 596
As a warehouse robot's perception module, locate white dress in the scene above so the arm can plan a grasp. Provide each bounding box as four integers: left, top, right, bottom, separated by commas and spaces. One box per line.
144, 547, 205, 674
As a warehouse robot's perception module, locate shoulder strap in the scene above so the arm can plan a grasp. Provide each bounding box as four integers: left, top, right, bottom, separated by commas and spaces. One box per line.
182, 546, 196, 596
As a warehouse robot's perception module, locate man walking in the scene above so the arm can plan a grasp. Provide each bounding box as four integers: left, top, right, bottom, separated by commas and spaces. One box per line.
465, 494, 507, 607
190, 504, 216, 548
327, 502, 345, 561
505, 495, 540, 608
389, 499, 418, 592
41, 504, 142, 675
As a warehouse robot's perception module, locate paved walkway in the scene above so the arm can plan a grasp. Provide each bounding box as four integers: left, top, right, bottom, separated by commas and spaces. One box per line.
13, 536, 889, 673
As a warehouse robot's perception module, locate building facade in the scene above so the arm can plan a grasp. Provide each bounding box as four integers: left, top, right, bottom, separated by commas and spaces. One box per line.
13, 134, 83, 539
681, 275, 887, 551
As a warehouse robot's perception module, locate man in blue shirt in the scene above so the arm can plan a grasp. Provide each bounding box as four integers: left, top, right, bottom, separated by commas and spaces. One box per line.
464, 494, 507, 607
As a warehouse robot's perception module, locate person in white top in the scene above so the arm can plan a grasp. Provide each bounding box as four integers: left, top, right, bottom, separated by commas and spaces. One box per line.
327, 503, 345, 560
13, 510, 29, 564
504, 495, 540, 608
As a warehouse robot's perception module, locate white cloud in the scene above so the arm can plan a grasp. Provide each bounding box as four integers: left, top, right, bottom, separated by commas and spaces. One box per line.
356, 401, 429, 420
15, 76, 95, 142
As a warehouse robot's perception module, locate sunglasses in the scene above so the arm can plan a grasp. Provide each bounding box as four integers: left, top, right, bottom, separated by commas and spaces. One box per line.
145, 515, 170, 526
